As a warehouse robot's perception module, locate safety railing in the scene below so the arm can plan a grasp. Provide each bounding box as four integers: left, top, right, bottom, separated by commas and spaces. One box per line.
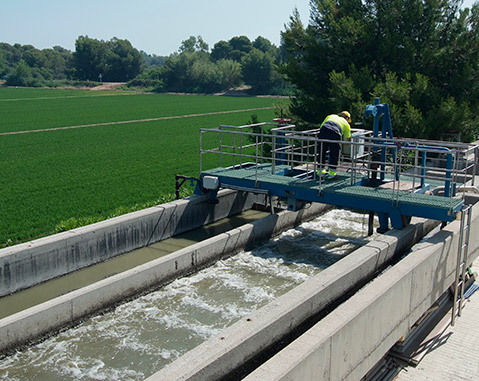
200, 123, 478, 204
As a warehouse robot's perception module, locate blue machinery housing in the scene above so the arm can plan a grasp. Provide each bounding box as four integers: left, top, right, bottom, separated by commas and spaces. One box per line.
197, 99, 478, 232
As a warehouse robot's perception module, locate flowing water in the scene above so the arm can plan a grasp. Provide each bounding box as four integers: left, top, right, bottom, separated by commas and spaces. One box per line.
0, 209, 268, 319
0, 209, 376, 381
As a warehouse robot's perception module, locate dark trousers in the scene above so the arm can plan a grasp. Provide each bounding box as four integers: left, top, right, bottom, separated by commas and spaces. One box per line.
317, 127, 341, 170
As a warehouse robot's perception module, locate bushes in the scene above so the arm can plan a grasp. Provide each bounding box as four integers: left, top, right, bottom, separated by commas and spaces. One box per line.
161, 53, 243, 93
126, 77, 164, 91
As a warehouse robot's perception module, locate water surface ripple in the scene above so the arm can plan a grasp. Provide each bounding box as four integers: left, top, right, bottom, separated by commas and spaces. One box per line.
0, 209, 375, 380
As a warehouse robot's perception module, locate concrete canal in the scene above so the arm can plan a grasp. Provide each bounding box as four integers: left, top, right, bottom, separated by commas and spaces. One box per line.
0, 209, 376, 381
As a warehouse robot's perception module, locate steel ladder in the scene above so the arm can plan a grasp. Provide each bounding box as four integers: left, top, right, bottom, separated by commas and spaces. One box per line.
451, 204, 472, 326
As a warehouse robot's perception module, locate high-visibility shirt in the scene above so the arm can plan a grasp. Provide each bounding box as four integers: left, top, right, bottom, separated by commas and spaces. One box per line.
320, 114, 351, 139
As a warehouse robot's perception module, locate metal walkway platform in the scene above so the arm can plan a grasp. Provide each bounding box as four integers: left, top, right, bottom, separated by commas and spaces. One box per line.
196, 101, 478, 231
202, 163, 464, 228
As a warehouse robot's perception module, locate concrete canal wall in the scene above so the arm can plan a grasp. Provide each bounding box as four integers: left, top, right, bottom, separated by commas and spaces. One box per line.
0, 189, 265, 297
2, 184, 477, 380
148, 217, 440, 381
149, 201, 479, 381
245, 201, 479, 381
0, 192, 331, 354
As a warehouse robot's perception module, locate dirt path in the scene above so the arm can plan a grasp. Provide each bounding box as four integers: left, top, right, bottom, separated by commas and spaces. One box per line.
0, 107, 274, 136
90, 82, 126, 91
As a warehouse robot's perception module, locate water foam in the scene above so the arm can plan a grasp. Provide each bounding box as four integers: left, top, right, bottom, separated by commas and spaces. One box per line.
0, 209, 375, 380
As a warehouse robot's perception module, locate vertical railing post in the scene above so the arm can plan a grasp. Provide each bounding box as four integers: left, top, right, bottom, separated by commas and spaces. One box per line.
199, 131, 203, 173
255, 135, 259, 186
261, 125, 265, 165
219, 128, 223, 168
314, 133, 318, 180
473, 145, 478, 187
233, 132, 236, 168
240, 129, 243, 167
272, 132, 276, 175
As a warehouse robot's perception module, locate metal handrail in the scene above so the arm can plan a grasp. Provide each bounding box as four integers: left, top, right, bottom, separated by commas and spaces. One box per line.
200, 123, 478, 207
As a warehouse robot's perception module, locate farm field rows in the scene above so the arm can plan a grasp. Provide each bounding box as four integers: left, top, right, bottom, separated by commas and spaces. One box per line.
0, 87, 277, 247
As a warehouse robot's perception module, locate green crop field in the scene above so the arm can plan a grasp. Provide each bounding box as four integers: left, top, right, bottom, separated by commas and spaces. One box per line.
0, 87, 278, 247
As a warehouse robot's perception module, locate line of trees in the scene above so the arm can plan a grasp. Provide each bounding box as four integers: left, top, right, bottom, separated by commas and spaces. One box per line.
0, 34, 289, 94
129, 35, 289, 94
0, 43, 72, 87
0, 37, 144, 86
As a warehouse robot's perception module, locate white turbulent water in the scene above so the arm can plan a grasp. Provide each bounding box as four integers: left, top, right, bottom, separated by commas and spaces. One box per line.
0, 209, 376, 381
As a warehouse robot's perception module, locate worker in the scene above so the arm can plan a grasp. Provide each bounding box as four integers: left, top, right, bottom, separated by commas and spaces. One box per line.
317, 111, 352, 180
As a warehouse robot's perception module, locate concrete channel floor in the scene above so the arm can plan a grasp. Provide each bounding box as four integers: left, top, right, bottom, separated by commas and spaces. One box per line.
395, 257, 479, 380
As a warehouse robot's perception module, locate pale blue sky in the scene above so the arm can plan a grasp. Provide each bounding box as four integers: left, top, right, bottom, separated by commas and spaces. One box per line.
0, 0, 311, 55
0, 0, 476, 56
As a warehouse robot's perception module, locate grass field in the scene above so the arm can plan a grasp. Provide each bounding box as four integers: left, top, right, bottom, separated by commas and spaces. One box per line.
0, 87, 278, 247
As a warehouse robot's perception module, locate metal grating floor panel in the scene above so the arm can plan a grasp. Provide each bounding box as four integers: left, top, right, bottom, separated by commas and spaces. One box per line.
203, 165, 463, 217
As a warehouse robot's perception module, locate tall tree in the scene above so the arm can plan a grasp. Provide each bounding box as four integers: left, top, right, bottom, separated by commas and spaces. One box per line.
73, 36, 142, 82
242, 48, 276, 94
179, 36, 209, 53
228, 36, 252, 61
253, 36, 280, 61
281, 0, 479, 141
210, 40, 232, 61
73, 36, 109, 81
107, 37, 142, 81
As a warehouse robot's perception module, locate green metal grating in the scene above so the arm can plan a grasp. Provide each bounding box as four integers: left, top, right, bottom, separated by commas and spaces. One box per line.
203, 165, 463, 212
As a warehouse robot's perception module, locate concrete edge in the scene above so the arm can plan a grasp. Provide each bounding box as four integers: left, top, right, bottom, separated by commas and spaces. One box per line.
243, 202, 479, 381
145, 216, 439, 381
0, 189, 263, 297
0, 202, 330, 354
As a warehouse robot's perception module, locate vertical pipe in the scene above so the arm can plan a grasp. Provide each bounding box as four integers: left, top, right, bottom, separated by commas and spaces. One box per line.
421, 151, 426, 188
445, 153, 453, 198
175, 176, 180, 200
368, 212, 374, 236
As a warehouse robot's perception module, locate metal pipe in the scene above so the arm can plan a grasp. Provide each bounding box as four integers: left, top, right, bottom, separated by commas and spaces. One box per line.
432, 186, 479, 196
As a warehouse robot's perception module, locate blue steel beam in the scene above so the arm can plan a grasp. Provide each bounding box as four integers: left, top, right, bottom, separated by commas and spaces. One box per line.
200, 169, 463, 230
